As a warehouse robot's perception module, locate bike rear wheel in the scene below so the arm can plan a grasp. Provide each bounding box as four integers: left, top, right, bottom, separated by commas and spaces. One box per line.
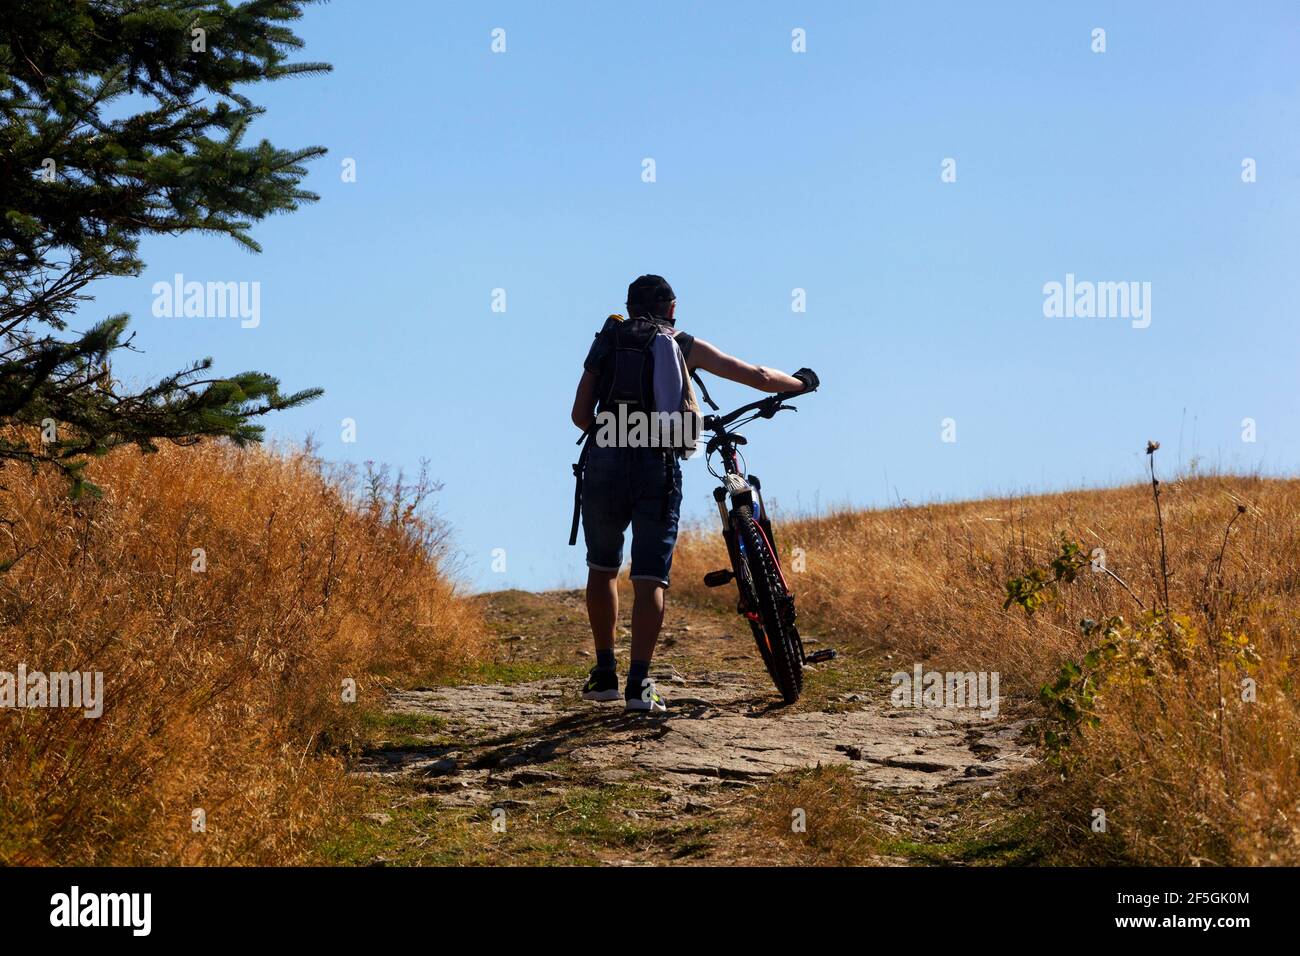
731, 505, 802, 703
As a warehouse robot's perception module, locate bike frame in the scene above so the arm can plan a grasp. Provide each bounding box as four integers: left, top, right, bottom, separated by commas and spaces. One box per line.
698, 383, 835, 671
702, 388, 806, 596
703, 386, 806, 498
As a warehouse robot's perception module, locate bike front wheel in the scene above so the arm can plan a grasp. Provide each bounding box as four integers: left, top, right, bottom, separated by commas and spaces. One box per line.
731, 505, 802, 703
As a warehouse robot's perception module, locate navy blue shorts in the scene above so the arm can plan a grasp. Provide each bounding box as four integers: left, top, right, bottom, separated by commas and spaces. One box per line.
581, 446, 683, 587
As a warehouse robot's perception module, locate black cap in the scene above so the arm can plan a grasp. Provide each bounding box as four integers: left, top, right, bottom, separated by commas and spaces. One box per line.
626, 274, 676, 319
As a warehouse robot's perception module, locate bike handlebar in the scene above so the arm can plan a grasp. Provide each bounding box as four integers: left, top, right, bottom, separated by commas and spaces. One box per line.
703, 382, 818, 433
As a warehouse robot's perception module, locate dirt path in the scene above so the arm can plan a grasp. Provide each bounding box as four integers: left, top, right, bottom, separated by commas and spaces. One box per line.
342, 590, 1041, 866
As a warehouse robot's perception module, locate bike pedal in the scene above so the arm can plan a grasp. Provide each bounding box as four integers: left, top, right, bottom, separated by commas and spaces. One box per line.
804, 648, 837, 664
703, 569, 734, 588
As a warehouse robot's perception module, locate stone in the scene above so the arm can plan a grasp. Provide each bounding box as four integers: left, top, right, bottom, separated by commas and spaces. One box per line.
373, 678, 1034, 798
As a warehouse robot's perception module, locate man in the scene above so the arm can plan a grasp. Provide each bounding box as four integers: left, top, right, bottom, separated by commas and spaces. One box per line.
570, 274, 817, 711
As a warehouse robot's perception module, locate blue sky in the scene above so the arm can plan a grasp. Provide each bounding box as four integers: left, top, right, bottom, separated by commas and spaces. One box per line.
91, 1, 1300, 591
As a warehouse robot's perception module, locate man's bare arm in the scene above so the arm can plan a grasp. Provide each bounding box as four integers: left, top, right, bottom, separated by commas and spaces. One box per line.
687, 338, 803, 393
571, 370, 598, 431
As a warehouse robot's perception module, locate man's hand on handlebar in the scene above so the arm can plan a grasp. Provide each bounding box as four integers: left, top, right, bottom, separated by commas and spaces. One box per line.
791, 367, 819, 392
705, 370, 822, 432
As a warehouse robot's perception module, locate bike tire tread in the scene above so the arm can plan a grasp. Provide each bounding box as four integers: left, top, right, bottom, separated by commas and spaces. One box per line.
732, 505, 802, 703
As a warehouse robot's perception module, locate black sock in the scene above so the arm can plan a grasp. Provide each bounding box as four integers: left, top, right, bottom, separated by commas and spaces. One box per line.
595, 648, 616, 672
626, 659, 650, 695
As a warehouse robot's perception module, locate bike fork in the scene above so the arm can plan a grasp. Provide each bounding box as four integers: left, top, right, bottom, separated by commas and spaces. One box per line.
703, 486, 837, 666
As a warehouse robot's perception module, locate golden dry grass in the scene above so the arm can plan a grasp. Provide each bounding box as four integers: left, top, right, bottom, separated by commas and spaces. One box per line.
673, 472, 1300, 865
740, 765, 886, 865
0, 438, 487, 865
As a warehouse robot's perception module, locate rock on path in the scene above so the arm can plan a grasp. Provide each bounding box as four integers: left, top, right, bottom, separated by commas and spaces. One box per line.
359, 670, 1035, 806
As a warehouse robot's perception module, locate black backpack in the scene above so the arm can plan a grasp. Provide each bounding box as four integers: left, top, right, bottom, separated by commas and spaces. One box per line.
568, 314, 711, 545
593, 312, 673, 414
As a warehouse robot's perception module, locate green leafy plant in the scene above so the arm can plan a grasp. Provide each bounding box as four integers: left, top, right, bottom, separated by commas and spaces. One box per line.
1007, 442, 1257, 766
1003, 534, 1089, 615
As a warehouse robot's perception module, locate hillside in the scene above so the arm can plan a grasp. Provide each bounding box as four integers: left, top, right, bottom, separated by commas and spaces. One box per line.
340, 473, 1299, 866
5, 453, 1294, 866
335, 589, 1039, 866
0, 440, 487, 865
673, 473, 1300, 864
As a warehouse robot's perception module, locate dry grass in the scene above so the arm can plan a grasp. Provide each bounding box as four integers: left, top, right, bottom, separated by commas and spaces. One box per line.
673, 472, 1300, 865
740, 765, 885, 865
0, 437, 487, 865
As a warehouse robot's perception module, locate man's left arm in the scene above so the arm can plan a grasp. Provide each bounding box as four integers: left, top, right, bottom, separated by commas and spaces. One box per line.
572, 370, 597, 431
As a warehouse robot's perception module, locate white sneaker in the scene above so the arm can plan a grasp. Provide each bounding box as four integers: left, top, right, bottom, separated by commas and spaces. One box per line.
625, 677, 667, 713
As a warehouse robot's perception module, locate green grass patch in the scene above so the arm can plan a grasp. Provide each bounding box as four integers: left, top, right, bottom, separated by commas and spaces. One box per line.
881, 813, 1046, 866
545, 783, 661, 847
355, 709, 446, 748
321, 771, 722, 867
438, 659, 589, 686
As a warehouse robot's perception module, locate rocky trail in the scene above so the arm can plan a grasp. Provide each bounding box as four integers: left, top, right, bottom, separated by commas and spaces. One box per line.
341, 590, 1042, 866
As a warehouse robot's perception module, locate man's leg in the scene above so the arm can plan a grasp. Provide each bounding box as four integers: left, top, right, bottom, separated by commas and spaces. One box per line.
625, 578, 666, 707
629, 578, 665, 664
579, 568, 621, 700
586, 568, 618, 659
579, 449, 629, 701
624, 454, 680, 711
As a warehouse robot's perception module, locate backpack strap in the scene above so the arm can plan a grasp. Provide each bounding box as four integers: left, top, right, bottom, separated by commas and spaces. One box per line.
660, 448, 673, 521
568, 429, 594, 546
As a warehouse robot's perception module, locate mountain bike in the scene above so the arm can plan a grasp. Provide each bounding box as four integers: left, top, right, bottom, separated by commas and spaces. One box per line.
692, 376, 834, 703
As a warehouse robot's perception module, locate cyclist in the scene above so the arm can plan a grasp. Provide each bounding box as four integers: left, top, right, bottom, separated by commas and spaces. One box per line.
570, 274, 817, 711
